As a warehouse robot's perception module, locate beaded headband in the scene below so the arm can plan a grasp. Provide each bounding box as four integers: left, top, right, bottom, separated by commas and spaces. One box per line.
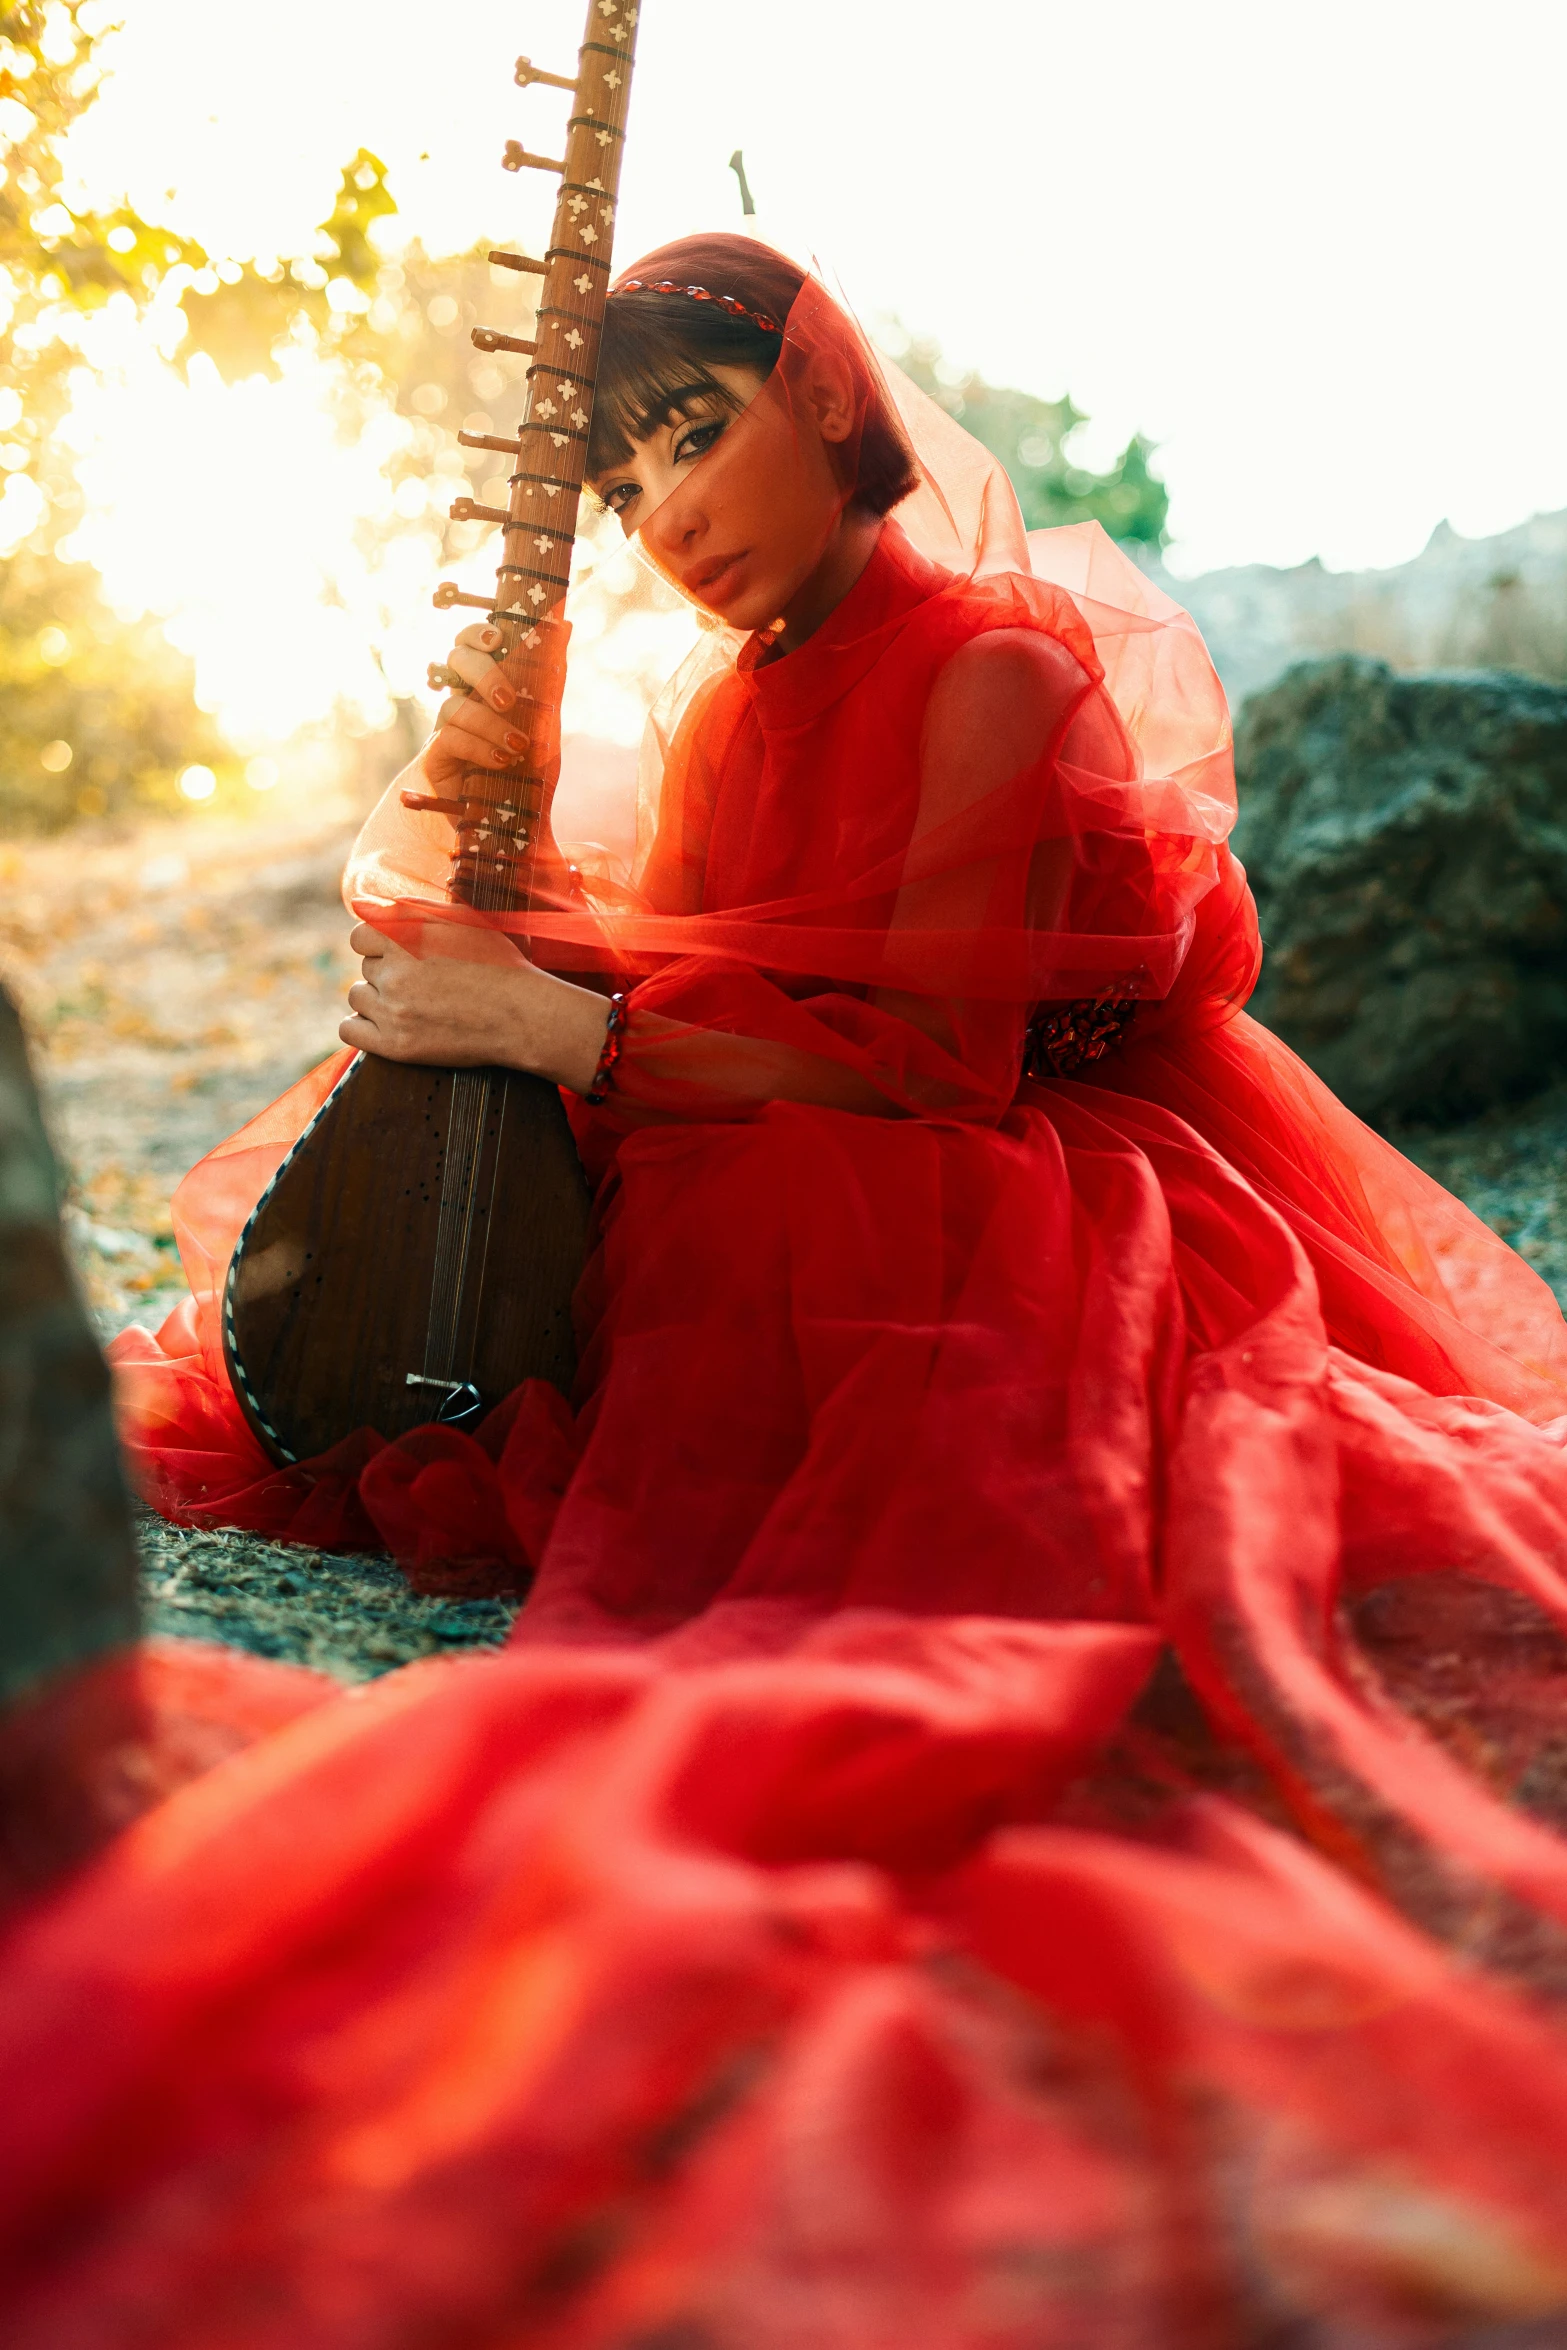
610, 278, 785, 336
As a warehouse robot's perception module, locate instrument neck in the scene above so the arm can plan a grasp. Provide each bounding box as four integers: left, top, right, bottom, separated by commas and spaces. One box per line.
438, 1, 641, 919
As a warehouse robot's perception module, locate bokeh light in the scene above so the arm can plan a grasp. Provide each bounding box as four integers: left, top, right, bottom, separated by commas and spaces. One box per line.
55, 0, 1567, 583
57, 309, 453, 751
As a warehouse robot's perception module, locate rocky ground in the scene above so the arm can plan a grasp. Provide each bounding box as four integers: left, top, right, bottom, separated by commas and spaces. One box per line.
134, 1511, 516, 1679
5, 802, 1565, 1685
2, 804, 518, 1681
1, 802, 362, 1343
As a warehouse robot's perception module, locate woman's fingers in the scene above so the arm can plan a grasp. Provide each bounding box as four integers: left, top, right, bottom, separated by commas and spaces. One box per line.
446, 623, 538, 701
432, 708, 530, 770
341, 957, 386, 1048
438, 722, 524, 771
443, 642, 517, 709
435, 687, 518, 740
347, 920, 392, 960
425, 616, 532, 782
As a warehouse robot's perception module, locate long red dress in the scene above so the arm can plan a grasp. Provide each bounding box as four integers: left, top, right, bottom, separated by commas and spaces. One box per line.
14, 456, 1567, 2339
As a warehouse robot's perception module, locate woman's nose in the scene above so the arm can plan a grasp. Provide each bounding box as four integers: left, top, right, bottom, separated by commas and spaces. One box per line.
644, 477, 706, 555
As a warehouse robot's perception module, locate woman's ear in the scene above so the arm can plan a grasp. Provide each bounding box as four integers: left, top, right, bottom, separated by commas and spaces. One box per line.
802, 348, 859, 447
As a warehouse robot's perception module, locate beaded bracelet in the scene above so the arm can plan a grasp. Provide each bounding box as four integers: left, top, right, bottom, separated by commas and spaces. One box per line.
584, 990, 629, 1104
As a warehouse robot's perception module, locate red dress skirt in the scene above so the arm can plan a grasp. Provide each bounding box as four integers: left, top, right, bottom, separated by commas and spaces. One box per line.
10, 521, 1567, 2344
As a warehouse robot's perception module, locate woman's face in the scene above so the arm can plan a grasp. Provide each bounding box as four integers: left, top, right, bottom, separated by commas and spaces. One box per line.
588, 358, 856, 632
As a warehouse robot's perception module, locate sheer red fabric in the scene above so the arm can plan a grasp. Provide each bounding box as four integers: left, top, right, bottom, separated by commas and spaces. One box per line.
17, 248, 1567, 2336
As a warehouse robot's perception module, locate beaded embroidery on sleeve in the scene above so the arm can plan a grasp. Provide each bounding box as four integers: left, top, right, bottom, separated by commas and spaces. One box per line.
1023, 993, 1137, 1081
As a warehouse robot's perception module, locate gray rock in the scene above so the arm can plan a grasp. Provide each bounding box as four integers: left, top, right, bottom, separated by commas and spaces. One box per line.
0, 987, 137, 1703
1233, 656, 1567, 1127
1144, 505, 1567, 711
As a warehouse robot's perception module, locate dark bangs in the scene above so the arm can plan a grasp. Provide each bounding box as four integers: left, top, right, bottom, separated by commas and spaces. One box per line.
587, 293, 786, 477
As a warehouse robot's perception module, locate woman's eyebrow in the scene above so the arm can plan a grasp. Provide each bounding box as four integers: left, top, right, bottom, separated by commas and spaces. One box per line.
630, 383, 729, 443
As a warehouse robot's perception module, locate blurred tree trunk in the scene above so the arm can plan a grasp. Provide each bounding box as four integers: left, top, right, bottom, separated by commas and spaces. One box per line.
0, 985, 137, 1705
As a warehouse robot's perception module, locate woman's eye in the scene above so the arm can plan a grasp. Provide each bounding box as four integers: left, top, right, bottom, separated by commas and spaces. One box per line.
674, 419, 725, 466
601, 480, 639, 515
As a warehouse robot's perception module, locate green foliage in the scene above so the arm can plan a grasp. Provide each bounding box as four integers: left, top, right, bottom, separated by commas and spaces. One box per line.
179, 150, 397, 383
173, 268, 304, 387
0, 3, 204, 320
0, 3, 234, 830
321, 149, 399, 289
895, 334, 1169, 550
175, 206, 552, 551
0, 550, 229, 830
173, 149, 531, 461
0, 3, 205, 535
0, 52, 509, 836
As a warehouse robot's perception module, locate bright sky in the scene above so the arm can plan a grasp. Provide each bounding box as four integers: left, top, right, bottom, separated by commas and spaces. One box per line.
38, 0, 1567, 758
65, 0, 1566, 581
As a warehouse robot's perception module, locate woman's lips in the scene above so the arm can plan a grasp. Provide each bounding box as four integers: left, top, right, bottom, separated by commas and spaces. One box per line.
688, 551, 746, 600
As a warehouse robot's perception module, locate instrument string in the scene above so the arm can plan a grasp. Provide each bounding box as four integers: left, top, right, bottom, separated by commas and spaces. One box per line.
419, 801, 529, 1395
424, 1071, 489, 1384
414, 0, 638, 1416
454, 792, 522, 1371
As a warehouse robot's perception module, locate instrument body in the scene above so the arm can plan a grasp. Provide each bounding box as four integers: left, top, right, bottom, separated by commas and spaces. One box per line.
224, 0, 640, 1466
224, 1059, 589, 1461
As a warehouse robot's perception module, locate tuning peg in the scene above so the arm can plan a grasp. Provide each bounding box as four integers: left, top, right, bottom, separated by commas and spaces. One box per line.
471, 326, 537, 356
489, 249, 548, 275
450, 498, 512, 527
433, 583, 499, 613
433, 582, 565, 626
515, 55, 578, 91
503, 141, 566, 175
401, 788, 468, 815
459, 430, 524, 455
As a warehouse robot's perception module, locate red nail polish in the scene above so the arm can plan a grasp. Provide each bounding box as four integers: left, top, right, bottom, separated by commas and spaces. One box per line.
505, 728, 527, 751
492, 684, 514, 709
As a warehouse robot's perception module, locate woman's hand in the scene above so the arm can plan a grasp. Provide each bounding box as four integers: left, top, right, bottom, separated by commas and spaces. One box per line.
420, 620, 575, 902
340, 921, 612, 1095
424, 621, 535, 793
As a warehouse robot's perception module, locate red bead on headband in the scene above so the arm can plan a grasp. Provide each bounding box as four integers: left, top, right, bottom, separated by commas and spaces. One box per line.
611, 278, 784, 336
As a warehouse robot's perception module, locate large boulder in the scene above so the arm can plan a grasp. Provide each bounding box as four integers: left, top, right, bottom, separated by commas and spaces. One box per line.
0, 985, 136, 1704
1233, 656, 1567, 1127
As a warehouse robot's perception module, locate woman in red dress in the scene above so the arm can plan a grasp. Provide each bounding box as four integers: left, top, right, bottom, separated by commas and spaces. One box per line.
11, 235, 1567, 2345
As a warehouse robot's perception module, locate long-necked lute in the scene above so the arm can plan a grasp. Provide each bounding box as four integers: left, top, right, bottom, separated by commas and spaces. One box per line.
223, 0, 641, 1464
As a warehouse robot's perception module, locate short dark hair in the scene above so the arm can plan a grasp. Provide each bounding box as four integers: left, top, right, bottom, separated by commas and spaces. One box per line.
589, 234, 919, 519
